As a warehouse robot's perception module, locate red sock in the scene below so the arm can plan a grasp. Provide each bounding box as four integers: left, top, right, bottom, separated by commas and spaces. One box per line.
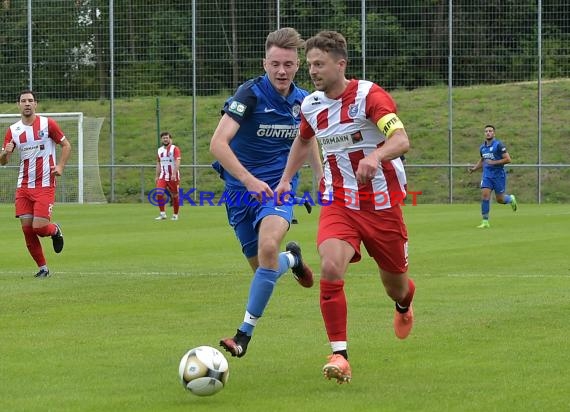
33, 224, 57, 237
320, 279, 347, 342
398, 278, 416, 308
173, 196, 179, 214
22, 226, 46, 266
157, 194, 166, 212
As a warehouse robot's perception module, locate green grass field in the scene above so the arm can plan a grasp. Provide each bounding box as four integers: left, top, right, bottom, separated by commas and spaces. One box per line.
1, 203, 569, 411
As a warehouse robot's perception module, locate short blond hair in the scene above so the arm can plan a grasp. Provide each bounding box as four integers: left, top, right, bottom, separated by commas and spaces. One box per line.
265, 27, 304, 51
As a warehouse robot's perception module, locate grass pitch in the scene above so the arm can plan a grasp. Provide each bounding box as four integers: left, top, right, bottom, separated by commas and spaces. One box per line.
1, 202, 569, 412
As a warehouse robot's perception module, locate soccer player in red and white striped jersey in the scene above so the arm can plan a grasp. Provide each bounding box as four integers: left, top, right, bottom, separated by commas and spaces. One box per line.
276, 31, 416, 384
154, 131, 181, 220
1, 90, 71, 278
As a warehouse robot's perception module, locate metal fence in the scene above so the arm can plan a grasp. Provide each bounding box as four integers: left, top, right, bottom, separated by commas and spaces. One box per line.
1, 1, 569, 203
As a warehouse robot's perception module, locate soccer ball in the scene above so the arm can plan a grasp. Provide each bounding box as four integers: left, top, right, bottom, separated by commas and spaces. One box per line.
178, 345, 229, 396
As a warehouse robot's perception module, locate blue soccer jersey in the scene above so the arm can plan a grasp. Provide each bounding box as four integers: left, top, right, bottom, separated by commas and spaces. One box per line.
215, 75, 308, 190
480, 139, 508, 179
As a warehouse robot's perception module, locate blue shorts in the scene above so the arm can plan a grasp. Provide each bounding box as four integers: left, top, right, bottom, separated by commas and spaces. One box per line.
481, 174, 506, 194
224, 185, 297, 259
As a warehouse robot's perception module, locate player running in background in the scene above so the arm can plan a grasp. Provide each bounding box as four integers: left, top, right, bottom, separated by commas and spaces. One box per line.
155, 131, 181, 221
276, 31, 416, 384
1, 90, 71, 278
210, 27, 322, 358
468, 124, 517, 228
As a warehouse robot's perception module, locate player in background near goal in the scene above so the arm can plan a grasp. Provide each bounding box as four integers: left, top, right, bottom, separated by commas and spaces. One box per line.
276, 31, 416, 384
468, 124, 518, 228
211, 27, 322, 359
155, 131, 181, 221
1, 90, 71, 278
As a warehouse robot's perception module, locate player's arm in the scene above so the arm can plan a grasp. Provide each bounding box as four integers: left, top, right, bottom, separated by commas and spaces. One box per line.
173, 148, 181, 181
356, 112, 409, 184
210, 114, 273, 200
52, 138, 71, 176
210, 114, 251, 183
174, 157, 181, 180
155, 158, 161, 181
468, 158, 483, 174
374, 125, 410, 163
307, 137, 323, 182
1, 141, 14, 166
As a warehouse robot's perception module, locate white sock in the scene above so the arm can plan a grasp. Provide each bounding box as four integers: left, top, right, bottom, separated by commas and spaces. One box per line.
285, 251, 297, 268
243, 311, 259, 327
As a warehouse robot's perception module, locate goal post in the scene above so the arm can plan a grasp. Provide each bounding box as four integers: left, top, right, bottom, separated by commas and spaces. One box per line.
0, 112, 106, 204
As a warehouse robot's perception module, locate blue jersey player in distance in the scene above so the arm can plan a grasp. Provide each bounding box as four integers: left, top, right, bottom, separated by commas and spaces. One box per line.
210, 27, 322, 358
468, 124, 518, 228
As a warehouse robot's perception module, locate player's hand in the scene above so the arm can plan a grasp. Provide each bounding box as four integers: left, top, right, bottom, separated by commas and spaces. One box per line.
355, 155, 378, 184
467, 167, 474, 174
50, 165, 63, 176
4, 141, 15, 152
244, 176, 273, 202
274, 180, 292, 206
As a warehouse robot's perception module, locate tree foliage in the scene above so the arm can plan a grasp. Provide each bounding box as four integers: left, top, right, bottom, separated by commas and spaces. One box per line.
0, 1, 568, 100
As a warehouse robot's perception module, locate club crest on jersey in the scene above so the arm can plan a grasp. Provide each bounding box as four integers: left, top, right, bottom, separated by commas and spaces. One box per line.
228, 100, 247, 117
38, 129, 49, 139
348, 104, 358, 118
292, 104, 301, 118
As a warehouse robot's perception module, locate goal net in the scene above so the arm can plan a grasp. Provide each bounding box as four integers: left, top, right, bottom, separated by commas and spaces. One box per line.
0, 112, 106, 204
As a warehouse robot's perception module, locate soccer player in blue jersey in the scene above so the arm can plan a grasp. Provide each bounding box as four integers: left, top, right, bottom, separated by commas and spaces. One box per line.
210, 27, 322, 358
468, 124, 518, 228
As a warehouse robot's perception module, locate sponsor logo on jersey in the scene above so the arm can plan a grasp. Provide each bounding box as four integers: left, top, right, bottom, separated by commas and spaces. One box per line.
228, 100, 247, 117
257, 124, 298, 139
351, 131, 363, 142
320, 131, 363, 149
21, 144, 39, 152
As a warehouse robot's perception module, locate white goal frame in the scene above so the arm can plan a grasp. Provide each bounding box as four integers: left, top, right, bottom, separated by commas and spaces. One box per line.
1, 112, 85, 203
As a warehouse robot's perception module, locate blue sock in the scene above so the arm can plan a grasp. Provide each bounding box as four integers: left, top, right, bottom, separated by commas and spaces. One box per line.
240, 267, 279, 335
504, 194, 512, 204
482, 199, 490, 220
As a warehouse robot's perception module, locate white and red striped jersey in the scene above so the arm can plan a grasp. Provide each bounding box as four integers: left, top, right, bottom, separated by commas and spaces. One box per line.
300, 79, 407, 211
157, 144, 181, 181
3, 116, 66, 189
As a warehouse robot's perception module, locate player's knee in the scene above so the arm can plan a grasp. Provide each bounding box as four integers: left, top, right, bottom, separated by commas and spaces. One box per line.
257, 241, 280, 262
33, 225, 52, 237
384, 283, 407, 302
320, 258, 345, 280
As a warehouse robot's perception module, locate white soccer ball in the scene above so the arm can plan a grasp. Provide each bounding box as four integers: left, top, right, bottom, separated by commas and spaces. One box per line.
178, 345, 229, 396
